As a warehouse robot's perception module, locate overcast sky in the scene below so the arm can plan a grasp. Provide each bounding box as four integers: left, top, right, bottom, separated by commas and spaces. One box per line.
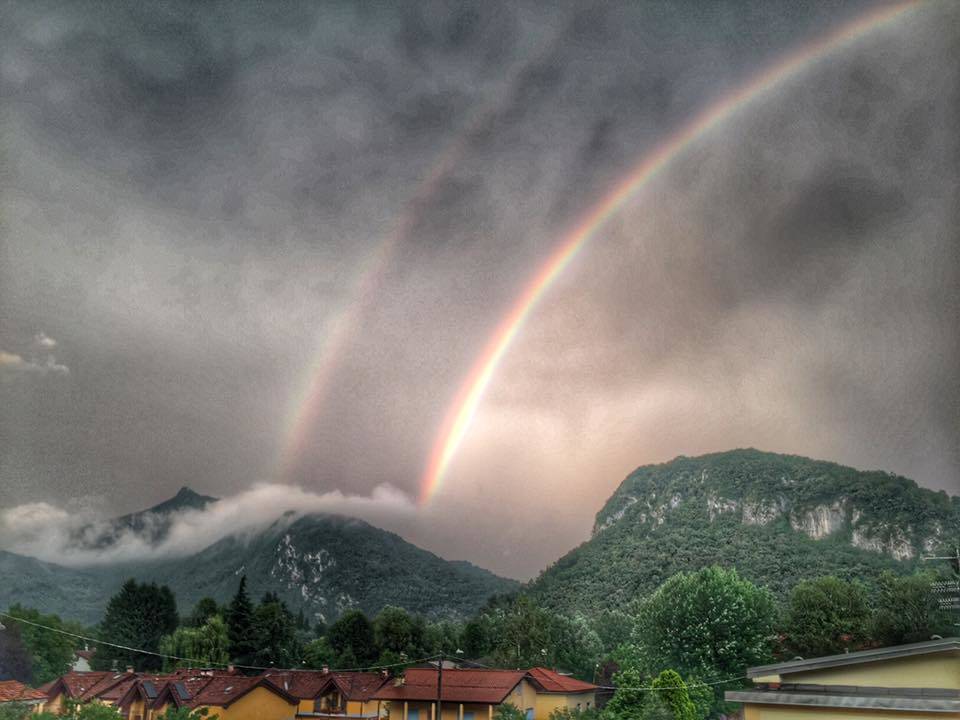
1, 0, 957, 579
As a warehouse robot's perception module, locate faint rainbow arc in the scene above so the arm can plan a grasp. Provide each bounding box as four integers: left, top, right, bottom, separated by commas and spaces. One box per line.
276, 28, 568, 483
418, 0, 920, 505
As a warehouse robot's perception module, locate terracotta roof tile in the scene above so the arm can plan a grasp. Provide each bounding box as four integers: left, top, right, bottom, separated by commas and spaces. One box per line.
188, 675, 295, 708
332, 672, 389, 701
0, 680, 47, 703
374, 669, 526, 704
525, 668, 596, 694
262, 671, 332, 700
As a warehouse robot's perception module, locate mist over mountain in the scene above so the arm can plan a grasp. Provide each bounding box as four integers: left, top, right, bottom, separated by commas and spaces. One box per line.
0, 506, 518, 625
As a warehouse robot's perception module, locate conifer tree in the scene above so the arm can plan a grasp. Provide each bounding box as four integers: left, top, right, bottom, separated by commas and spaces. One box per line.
226, 576, 256, 668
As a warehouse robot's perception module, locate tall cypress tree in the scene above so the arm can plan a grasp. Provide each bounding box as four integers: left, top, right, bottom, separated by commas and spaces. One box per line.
226, 576, 256, 669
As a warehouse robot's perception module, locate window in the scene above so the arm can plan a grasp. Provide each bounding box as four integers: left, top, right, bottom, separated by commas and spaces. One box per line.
463, 712, 475, 720
409, 709, 420, 720
586, 703, 591, 709
525, 709, 534, 720
576, 704, 581, 711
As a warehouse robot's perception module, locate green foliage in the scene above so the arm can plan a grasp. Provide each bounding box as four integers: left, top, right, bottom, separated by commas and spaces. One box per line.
528, 450, 957, 616
492, 703, 525, 720
870, 571, 954, 646
423, 620, 461, 656
644, 671, 697, 720
5, 605, 79, 684
91, 579, 178, 672
374, 606, 426, 658
605, 661, 646, 720
632, 566, 776, 714
189, 598, 221, 627
252, 599, 301, 668
548, 708, 600, 720
159, 615, 230, 670
327, 610, 377, 666
156, 705, 219, 720
0, 703, 34, 720
226, 576, 256, 668
0, 620, 34, 683
61, 699, 123, 719
303, 637, 337, 669
781, 577, 869, 657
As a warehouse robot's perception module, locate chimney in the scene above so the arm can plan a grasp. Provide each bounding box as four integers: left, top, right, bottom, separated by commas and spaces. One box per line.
227, 664, 235, 674
126, 666, 134, 674
322, 665, 329, 674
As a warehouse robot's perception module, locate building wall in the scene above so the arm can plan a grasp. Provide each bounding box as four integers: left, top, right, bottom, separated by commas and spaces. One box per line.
742, 705, 958, 720
782, 654, 960, 690
201, 687, 298, 720
533, 691, 596, 719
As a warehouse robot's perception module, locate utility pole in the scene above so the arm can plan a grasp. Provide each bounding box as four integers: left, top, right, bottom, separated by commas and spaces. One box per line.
437, 653, 444, 720
921, 546, 960, 627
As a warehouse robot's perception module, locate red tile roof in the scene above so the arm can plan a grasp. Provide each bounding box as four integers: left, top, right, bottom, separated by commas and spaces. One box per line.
0, 680, 47, 703
187, 675, 296, 708
330, 672, 389, 701
261, 671, 332, 699
525, 668, 596, 694
374, 669, 526, 704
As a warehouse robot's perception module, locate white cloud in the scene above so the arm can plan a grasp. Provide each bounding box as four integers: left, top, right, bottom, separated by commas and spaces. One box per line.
33, 332, 57, 349
0, 349, 69, 378
0, 483, 416, 567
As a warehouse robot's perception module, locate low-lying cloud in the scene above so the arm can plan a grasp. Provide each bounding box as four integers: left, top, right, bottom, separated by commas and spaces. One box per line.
0, 483, 416, 568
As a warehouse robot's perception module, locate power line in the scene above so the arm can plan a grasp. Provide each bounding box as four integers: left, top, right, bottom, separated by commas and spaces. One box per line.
0, 610, 435, 673
0, 610, 750, 690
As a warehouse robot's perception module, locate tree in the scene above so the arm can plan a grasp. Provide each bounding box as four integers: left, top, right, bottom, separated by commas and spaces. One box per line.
61, 700, 123, 719
870, 571, 953, 646
327, 611, 377, 667
189, 598, 221, 628
605, 657, 646, 720
90, 580, 178, 672
159, 616, 230, 670
641, 671, 697, 720
0, 703, 34, 720
303, 637, 338, 670
632, 566, 776, 714
550, 615, 602, 681
252, 600, 300, 668
487, 596, 555, 668
462, 619, 490, 659
6, 605, 78, 683
782, 576, 869, 657
373, 607, 425, 659
226, 577, 256, 668
156, 705, 220, 720
423, 621, 461, 656
0, 620, 34, 683
492, 704, 525, 720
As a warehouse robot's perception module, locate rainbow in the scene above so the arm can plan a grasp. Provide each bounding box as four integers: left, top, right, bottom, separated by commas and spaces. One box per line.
276, 29, 568, 483
418, 0, 920, 505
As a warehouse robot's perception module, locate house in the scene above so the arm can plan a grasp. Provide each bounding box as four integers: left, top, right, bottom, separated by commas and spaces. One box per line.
0, 679, 48, 714
150, 672, 299, 720
373, 667, 598, 720
263, 670, 387, 719
41, 670, 135, 714
525, 668, 597, 718
72, 649, 95, 672
725, 636, 960, 718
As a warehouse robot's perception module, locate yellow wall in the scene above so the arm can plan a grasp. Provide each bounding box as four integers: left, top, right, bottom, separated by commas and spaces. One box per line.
533, 692, 595, 720
782, 653, 960, 690
198, 686, 298, 720
743, 705, 958, 720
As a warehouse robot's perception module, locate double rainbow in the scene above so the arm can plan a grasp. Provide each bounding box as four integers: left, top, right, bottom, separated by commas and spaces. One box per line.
418, 1, 920, 505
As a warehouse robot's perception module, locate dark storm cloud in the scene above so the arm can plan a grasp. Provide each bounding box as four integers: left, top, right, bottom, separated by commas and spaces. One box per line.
2, 0, 957, 579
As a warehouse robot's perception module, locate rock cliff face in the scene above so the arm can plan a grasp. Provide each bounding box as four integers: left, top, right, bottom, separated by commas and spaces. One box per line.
529, 449, 958, 614
592, 450, 955, 562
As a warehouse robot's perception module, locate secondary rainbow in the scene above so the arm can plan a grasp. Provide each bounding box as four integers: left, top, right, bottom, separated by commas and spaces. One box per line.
276, 29, 569, 482
418, 0, 920, 505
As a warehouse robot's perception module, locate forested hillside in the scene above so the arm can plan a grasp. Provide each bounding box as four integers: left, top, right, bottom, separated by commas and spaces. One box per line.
527, 449, 958, 614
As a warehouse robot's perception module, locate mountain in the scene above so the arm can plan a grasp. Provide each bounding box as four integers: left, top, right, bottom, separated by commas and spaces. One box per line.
3, 510, 518, 626
69, 486, 219, 549
527, 449, 959, 615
